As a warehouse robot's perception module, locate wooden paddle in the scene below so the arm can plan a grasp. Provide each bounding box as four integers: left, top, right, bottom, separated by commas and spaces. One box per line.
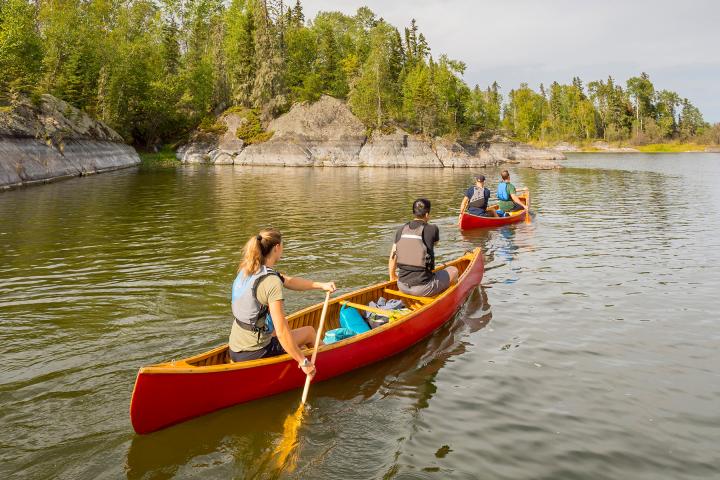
524, 189, 531, 224
301, 291, 331, 404
273, 291, 331, 471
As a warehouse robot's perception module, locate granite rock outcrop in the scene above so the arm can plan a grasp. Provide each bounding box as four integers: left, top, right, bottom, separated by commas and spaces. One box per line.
177, 95, 564, 169
0, 95, 140, 190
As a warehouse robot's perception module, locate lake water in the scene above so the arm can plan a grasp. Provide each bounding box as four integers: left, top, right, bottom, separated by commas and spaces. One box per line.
1, 154, 719, 479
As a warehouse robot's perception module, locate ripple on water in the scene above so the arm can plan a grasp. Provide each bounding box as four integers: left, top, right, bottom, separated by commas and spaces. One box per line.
1, 156, 720, 478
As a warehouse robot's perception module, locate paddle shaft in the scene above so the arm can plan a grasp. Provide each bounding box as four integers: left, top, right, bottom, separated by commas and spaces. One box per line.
300, 291, 331, 405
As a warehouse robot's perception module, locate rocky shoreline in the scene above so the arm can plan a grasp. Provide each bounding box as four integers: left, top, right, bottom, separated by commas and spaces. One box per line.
0, 95, 140, 190
1, 95, 566, 191
177, 96, 565, 170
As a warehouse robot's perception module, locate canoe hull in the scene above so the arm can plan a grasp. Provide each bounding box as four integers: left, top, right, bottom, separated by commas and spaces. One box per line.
130, 250, 484, 434
460, 210, 526, 229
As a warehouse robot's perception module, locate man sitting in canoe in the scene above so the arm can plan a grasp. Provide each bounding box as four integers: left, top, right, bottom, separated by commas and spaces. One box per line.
496, 170, 529, 216
457, 174, 499, 223
229, 228, 336, 377
388, 198, 459, 297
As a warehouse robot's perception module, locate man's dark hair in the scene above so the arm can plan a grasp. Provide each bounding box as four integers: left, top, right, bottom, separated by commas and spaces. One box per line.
413, 198, 431, 217
501, 170, 510, 180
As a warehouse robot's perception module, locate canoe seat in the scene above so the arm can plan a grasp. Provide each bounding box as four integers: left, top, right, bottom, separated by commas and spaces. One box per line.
383, 288, 433, 305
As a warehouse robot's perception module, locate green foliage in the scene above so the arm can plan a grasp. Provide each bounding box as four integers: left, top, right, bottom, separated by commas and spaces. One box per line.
503, 84, 545, 141
285, 27, 319, 101
0, 0, 43, 102
635, 143, 707, 153
401, 61, 436, 134
234, 108, 274, 144
1, 0, 710, 147
626, 72, 655, 133
697, 123, 720, 145
503, 72, 709, 145
349, 21, 402, 129
224, 0, 255, 106
678, 98, 706, 139
588, 76, 633, 140
465, 83, 502, 132
139, 147, 181, 167
198, 116, 228, 134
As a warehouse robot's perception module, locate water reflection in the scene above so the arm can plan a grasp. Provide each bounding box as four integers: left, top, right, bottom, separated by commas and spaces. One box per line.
125, 288, 493, 479
3, 155, 720, 479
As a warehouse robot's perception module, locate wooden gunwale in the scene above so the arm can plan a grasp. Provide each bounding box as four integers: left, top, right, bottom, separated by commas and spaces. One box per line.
459, 193, 529, 230
137, 250, 479, 375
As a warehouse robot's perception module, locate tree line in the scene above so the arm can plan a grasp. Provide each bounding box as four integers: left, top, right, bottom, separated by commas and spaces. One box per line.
503, 73, 714, 144
1, 0, 716, 146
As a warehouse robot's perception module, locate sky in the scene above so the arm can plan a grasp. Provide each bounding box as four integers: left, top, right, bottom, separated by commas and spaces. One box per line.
303, 0, 720, 123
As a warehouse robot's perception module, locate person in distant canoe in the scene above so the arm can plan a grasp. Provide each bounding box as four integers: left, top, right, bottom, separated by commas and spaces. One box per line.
496, 170, 529, 215
457, 174, 499, 223
229, 228, 336, 377
388, 198, 459, 297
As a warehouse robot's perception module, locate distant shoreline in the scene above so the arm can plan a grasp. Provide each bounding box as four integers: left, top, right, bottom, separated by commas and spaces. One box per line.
533, 141, 720, 154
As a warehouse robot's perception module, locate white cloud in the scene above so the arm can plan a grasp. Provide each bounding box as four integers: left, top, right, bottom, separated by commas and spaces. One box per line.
303, 0, 720, 121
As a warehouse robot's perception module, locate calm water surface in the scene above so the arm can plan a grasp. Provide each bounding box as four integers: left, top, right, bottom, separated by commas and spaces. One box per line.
1, 154, 719, 479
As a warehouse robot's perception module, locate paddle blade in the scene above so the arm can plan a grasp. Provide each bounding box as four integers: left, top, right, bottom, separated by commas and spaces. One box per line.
273, 404, 305, 472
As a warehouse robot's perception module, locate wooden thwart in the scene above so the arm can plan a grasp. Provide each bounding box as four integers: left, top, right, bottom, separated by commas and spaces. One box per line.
383, 288, 433, 304
340, 300, 410, 319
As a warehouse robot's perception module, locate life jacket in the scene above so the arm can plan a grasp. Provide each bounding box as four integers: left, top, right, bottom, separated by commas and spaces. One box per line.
231, 266, 283, 337
497, 182, 511, 201
468, 186, 489, 210
396, 222, 431, 270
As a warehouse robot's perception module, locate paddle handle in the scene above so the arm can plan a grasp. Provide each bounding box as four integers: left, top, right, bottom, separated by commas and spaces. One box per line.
300, 291, 331, 405
524, 190, 531, 223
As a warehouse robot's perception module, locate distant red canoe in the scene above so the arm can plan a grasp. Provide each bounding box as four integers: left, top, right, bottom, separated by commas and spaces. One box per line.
459, 192, 530, 230
130, 248, 484, 434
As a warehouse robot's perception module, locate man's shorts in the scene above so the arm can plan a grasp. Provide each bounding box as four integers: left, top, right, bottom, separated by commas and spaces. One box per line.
397, 269, 452, 297
467, 207, 489, 216
229, 336, 285, 362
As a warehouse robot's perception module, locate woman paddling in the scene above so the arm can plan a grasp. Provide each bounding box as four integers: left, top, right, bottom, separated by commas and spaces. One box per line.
230, 228, 336, 378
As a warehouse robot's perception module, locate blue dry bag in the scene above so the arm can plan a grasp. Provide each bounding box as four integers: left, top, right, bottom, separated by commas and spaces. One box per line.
323, 327, 356, 344
265, 314, 274, 334
339, 304, 371, 334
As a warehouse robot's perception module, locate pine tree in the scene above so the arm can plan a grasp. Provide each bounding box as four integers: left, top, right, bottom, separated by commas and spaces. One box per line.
162, 21, 181, 76
249, 0, 286, 116
291, 0, 304, 27
626, 72, 655, 135
0, 0, 43, 101
349, 22, 401, 129
225, 0, 256, 106
678, 98, 706, 139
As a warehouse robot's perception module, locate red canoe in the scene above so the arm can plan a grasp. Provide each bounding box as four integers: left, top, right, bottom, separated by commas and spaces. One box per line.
459, 192, 530, 230
130, 248, 484, 434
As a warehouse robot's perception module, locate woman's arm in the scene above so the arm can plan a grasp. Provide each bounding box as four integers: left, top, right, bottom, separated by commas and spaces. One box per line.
388, 244, 398, 281
283, 276, 336, 293
268, 300, 315, 376
511, 192, 528, 210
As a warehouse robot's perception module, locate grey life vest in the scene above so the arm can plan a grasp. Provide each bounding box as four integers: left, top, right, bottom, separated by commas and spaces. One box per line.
396, 222, 431, 269
231, 266, 282, 335
468, 186, 488, 210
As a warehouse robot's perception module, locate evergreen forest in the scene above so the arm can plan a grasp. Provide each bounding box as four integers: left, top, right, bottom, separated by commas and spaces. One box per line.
1, 0, 717, 146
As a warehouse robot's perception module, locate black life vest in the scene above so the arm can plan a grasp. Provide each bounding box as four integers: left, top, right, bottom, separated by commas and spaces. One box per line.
396, 222, 431, 270
468, 186, 489, 210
